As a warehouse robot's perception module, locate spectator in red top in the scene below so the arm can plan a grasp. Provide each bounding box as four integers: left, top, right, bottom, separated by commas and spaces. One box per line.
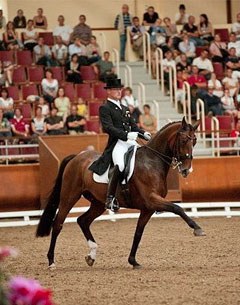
10, 108, 30, 137
187, 65, 207, 88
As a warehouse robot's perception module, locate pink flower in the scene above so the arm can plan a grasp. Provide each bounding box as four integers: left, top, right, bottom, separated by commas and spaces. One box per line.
0, 246, 18, 261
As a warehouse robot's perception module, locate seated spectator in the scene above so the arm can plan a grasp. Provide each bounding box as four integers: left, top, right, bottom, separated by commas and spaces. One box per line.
3, 21, 21, 51
183, 16, 204, 46
0, 60, 14, 87
209, 34, 228, 63
175, 4, 189, 25
149, 18, 167, 47
0, 108, 11, 137
226, 47, 240, 70
222, 68, 239, 97
176, 53, 191, 72
187, 65, 207, 88
52, 36, 68, 66
66, 105, 86, 135
31, 106, 47, 136
93, 51, 116, 82
86, 36, 102, 64
23, 19, 38, 51
0, 9, 6, 30
203, 87, 223, 116
10, 108, 30, 137
143, 6, 159, 26
228, 33, 240, 57
45, 107, 65, 135
33, 8, 48, 30
197, 14, 213, 43
68, 37, 88, 65
176, 70, 189, 107
66, 54, 82, 84
178, 33, 196, 62
53, 15, 73, 46
192, 49, 213, 80
13, 9, 26, 29
232, 12, 240, 41
33, 37, 53, 66
38, 96, 49, 117
72, 15, 92, 45
139, 104, 157, 133
161, 36, 179, 57
54, 87, 70, 121
41, 69, 59, 107
77, 98, 88, 118
221, 88, 238, 117
121, 87, 141, 123
130, 16, 145, 59
163, 17, 180, 49
208, 73, 224, 98
0, 88, 14, 119
162, 50, 176, 92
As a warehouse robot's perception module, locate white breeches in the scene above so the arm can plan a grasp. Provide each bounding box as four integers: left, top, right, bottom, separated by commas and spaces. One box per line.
112, 139, 137, 172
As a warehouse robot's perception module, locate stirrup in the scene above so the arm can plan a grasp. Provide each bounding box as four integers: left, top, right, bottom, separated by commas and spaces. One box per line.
105, 196, 120, 212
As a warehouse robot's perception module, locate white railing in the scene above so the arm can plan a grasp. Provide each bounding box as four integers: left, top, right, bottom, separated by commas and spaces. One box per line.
168, 66, 178, 110
124, 65, 132, 88
152, 99, 160, 130
143, 31, 151, 75
112, 48, 120, 76
1, 202, 240, 227
196, 98, 206, 142
182, 81, 192, 125
137, 82, 146, 107
211, 117, 220, 157
98, 32, 107, 52
155, 47, 164, 93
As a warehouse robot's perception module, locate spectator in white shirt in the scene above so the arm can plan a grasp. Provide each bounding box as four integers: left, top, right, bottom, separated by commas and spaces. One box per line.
178, 34, 196, 61
192, 49, 213, 80
162, 50, 176, 92
175, 4, 189, 25
33, 37, 52, 66
232, 12, 240, 41
52, 36, 68, 66
68, 37, 88, 65
53, 15, 73, 46
228, 33, 240, 57
208, 73, 223, 98
222, 68, 239, 97
41, 69, 59, 108
221, 88, 238, 117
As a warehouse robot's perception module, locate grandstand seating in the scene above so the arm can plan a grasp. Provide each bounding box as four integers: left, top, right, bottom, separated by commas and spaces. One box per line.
88, 102, 102, 118
38, 32, 54, 46
62, 82, 75, 101
214, 28, 229, 42
0, 50, 14, 63
21, 84, 39, 100
86, 120, 100, 133
12, 66, 27, 85
27, 66, 44, 84
16, 50, 33, 66
51, 66, 65, 82
75, 83, 92, 100
93, 82, 107, 99
213, 62, 224, 80
80, 66, 97, 82
6, 86, 20, 102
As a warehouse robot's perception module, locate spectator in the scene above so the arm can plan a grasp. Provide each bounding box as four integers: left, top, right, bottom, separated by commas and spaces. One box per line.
187, 65, 207, 88
130, 16, 145, 59
176, 70, 188, 107
31, 106, 47, 136
53, 15, 73, 46
3, 21, 21, 51
0, 108, 11, 137
66, 104, 86, 135
221, 88, 238, 117
23, 19, 38, 51
114, 4, 133, 61
54, 87, 70, 121
149, 18, 167, 47
77, 98, 88, 118
0, 61, 14, 87
162, 50, 176, 92
72, 15, 92, 46
209, 34, 228, 63
86, 36, 102, 64
93, 51, 116, 82
175, 4, 189, 25
33, 37, 53, 66
222, 68, 239, 97
232, 12, 240, 41
10, 108, 30, 137
121, 87, 141, 123
183, 16, 204, 46
139, 104, 157, 134
178, 33, 196, 62
0, 9, 6, 30
52, 36, 68, 66
228, 33, 240, 57
41, 69, 59, 107
226, 47, 240, 71
68, 37, 88, 65
66, 53, 82, 84
208, 73, 224, 98
197, 14, 213, 43
203, 87, 223, 116
0, 88, 14, 119
176, 53, 191, 72
33, 8, 48, 30
192, 49, 213, 80
13, 9, 27, 29
163, 17, 180, 49
45, 107, 65, 135
143, 6, 159, 26
38, 96, 49, 117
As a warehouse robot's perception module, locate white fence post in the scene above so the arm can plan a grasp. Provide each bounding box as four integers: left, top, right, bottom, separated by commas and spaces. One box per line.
112, 48, 120, 77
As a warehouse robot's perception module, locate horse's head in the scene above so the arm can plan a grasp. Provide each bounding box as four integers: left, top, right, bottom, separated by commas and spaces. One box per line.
172, 117, 200, 178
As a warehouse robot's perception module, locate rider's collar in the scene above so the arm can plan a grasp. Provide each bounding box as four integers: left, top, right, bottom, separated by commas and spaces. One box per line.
108, 98, 122, 109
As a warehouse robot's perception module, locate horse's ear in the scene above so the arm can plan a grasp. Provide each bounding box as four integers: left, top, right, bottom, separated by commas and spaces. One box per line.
181, 116, 188, 129
192, 119, 201, 131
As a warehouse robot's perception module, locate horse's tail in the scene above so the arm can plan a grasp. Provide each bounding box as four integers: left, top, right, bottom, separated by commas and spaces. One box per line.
36, 154, 76, 237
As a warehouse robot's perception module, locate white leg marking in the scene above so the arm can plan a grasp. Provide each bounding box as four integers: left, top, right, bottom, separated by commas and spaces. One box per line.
189, 166, 193, 173
88, 240, 98, 260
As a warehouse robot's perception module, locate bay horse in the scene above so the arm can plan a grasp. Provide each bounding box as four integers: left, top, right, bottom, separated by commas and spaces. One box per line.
36, 117, 205, 269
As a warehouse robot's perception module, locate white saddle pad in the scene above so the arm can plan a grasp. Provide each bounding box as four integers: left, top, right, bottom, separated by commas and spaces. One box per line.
93, 145, 138, 184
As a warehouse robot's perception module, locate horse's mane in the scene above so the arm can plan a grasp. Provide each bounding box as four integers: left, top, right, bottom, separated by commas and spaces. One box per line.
157, 120, 181, 133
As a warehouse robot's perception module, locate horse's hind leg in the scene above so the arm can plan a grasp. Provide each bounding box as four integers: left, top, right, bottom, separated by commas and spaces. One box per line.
77, 199, 105, 267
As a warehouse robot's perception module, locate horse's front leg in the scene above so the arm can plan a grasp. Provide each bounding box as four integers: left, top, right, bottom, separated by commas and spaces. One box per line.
128, 210, 154, 269
147, 192, 206, 236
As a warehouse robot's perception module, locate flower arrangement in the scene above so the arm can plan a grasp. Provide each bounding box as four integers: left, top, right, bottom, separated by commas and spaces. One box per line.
0, 246, 54, 305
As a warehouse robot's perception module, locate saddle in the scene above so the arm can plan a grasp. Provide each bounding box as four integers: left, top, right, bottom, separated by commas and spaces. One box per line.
122, 145, 135, 184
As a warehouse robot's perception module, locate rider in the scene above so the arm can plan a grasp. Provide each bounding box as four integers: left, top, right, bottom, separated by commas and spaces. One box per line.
89, 78, 151, 211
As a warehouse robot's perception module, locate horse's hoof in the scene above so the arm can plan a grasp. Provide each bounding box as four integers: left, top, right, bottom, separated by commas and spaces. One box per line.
85, 255, 95, 267
48, 263, 56, 270
194, 228, 206, 236
133, 263, 142, 270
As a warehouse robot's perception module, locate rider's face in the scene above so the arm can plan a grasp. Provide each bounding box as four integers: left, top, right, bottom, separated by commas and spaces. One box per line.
108, 88, 122, 100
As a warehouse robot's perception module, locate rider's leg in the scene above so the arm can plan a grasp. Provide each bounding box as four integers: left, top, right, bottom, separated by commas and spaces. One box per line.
105, 165, 122, 211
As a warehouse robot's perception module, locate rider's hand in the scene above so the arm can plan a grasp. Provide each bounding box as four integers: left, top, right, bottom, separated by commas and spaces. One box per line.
144, 132, 152, 141
127, 132, 138, 141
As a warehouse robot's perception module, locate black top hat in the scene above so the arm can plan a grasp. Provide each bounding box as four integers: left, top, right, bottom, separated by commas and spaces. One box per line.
104, 78, 124, 89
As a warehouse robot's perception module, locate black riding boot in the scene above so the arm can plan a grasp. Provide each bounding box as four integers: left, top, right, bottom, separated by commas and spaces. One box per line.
105, 165, 121, 212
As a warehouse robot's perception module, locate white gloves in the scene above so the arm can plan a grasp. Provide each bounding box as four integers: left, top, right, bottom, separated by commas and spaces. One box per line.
127, 132, 138, 141
144, 132, 151, 141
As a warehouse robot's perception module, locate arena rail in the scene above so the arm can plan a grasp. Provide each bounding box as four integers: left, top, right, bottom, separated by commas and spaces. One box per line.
124, 65, 133, 88
168, 66, 178, 110
155, 47, 164, 94
1, 202, 240, 228
182, 81, 192, 125
138, 82, 146, 106
112, 48, 120, 76
143, 31, 151, 75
